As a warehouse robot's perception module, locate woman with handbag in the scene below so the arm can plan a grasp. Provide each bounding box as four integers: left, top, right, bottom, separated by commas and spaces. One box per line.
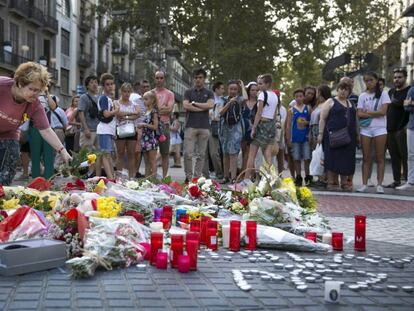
219, 80, 247, 184
356, 72, 391, 193
114, 83, 140, 179
318, 80, 359, 191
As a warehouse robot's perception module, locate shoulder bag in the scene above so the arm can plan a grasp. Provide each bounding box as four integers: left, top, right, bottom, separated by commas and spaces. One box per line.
328, 100, 351, 149
359, 96, 379, 127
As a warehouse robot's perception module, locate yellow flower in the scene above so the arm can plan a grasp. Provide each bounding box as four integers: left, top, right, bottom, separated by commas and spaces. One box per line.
94, 179, 107, 193
281, 177, 297, 201
87, 154, 97, 164
3, 198, 20, 210
96, 196, 122, 218
297, 187, 317, 212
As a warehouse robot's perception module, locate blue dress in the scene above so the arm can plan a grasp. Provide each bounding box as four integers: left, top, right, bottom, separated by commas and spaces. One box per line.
220, 96, 243, 155
323, 98, 357, 175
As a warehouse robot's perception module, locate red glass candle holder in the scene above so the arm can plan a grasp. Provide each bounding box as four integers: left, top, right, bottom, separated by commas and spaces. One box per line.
208, 220, 218, 230
156, 252, 168, 269
186, 231, 199, 242
245, 220, 257, 251
139, 242, 151, 261
190, 220, 201, 233
305, 231, 317, 242
229, 220, 241, 252
186, 239, 199, 270
200, 216, 211, 245
179, 214, 190, 224
161, 217, 171, 230
170, 234, 184, 268
178, 255, 190, 273
331, 232, 343, 251
206, 227, 218, 250
162, 206, 173, 221
154, 208, 163, 222
354, 215, 366, 252
150, 232, 163, 265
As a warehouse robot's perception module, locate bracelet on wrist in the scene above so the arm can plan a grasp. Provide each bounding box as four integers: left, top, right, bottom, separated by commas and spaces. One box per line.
57, 146, 65, 154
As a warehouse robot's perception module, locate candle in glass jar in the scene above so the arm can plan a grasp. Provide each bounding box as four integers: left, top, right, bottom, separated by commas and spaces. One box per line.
331, 232, 343, 251
170, 234, 184, 268
245, 220, 257, 251
154, 208, 163, 222
222, 225, 230, 248
156, 252, 168, 269
190, 220, 201, 233
354, 215, 366, 252
206, 227, 218, 250
178, 255, 190, 273
179, 214, 190, 224
139, 242, 151, 261
322, 233, 332, 245
305, 232, 317, 242
162, 206, 173, 222
186, 239, 199, 270
176, 209, 186, 224
200, 216, 211, 245
150, 232, 163, 265
161, 217, 171, 230
229, 220, 241, 252
150, 222, 163, 232
186, 231, 199, 242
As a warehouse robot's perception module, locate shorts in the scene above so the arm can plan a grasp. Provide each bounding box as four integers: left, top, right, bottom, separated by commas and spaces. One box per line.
98, 134, 114, 154
252, 120, 276, 148
79, 131, 98, 149
291, 141, 311, 161
159, 124, 171, 155
360, 127, 387, 138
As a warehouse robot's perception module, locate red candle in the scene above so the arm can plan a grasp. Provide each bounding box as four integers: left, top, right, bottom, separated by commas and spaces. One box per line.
305, 232, 317, 242
354, 215, 366, 251
331, 232, 343, 251
186, 239, 199, 270
177, 255, 190, 273
190, 220, 201, 233
206, 227, 218, 250
229, 220, 241, 252
200, 216, 211, 245
150, 232, 163, 265
245, 220, 257, 251
170, 234, 184, 268
161, 217, 171, 230
162, 205, 173, 219
156, 252, 168, 269
139, 242, 151, 261
186, 231, 199, 242
179, 214, 189, 224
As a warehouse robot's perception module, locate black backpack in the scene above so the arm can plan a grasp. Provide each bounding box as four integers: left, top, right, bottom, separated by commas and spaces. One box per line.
224, 96, 242, 125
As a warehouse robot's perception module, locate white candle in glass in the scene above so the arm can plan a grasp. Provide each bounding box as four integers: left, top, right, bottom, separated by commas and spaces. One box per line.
222, 225, 230, 248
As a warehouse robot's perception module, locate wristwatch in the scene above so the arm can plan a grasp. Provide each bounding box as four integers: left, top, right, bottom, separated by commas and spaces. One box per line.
191, 101, 196, 106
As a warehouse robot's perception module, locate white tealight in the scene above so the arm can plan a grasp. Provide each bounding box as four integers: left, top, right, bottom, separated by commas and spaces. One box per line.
356, 256, 365, 260
240, 284, 252, 291
302, 271, 312, 276
312, 273, 322, 279
261, 275, 271, 281
265, 254, 273, 259
239, 252, 248, 258
260, 250, 269, 255
305, 262, 315, 270
305, 277, 316, 283
296, 264, 306, 269
366, 272, 376, 278
211, 256, 219, 261
244, 250, 252, 254
136, 264, 147, 271
270, 256, 280, 262
325, 269, 333, 275
329, 264, 339, 269
241, 269, 250, 274
314, 258, 324, 264
316, 264, 326, 269
296, 285, 308, 292
272, 276, 284, 282
348, 284, 360, 291
402, 286, 414, 293
257, 257, 267, 262
244, 274, 253, 280
294, 258, 304, 263
387, 285, 399, 291
346, 269, 355, 275
198, 255, 206, 260
248, 257, 257, 263
226, 251, 235, 256
294, 281, 306, 286
250, 269, 260, 275
285, 264, 294, 271
333, 270, 343, 275
381, 257, 391, 262
323, 276, 333, 281
253, 253, 261, 258
359, 284, 369, 290
356, 270, 366, 276
274, 263, 284, 269
342, 263, 352, 268
372, 285, 384, 291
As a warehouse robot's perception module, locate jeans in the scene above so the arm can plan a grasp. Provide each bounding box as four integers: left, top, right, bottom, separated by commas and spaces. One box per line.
203, 134, 223, 179
387, 129, 408, 182
183, 127, 210, 180
0, 140, 20, 185
407, 129, 414, 184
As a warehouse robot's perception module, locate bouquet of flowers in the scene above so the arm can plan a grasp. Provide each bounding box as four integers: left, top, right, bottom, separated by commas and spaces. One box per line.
66, 216, 147, 278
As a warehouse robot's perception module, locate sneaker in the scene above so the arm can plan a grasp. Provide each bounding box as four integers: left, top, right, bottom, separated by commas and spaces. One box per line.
356, 185, 368, 193
295, 176, 303, 187
376, 185, 384, 194
396, 182, 414, 191
385, 181, 401, 188
367, 178, 375, 187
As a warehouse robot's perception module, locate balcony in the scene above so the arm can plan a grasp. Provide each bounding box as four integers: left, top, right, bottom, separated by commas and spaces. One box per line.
401, 29, 409, 43
97, 61, 108, 75
112, 42, 129, 55
403, 3, 414, 17
79, 14, 92, 33
47, 67, 58, 82
43, 15, 58, 34
28, 6, 45, 27
0, 50, 31, 70
8, 0, 29, 18
78, 52, 92, 68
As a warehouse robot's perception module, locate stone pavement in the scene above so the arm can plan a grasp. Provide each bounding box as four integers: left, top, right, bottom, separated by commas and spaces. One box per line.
1, 242, 414, 311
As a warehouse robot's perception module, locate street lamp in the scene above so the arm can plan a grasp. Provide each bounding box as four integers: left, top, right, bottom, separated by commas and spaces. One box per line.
21, 45, 29, 58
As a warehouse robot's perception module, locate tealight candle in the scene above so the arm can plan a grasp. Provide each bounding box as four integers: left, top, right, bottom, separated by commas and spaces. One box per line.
177, 255, 190, 273
229, 220, 241, 252
150, 222, 163, 232
186, 239, 199, 270
156, 252, 168, 269
150, 232, 163, 265
222, 225, 230, 248
331, 232, 343, 251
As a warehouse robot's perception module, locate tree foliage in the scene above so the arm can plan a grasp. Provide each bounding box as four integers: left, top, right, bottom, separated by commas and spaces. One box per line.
95, 0, 393, 97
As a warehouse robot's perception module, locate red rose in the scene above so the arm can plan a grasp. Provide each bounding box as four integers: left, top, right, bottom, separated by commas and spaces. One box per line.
65, 208, 78, 221
74, 179, 86, 190
0, 185, 4, 198
239, 197, 249, 207
191, 177, 199, 184
188, 185, 202, 198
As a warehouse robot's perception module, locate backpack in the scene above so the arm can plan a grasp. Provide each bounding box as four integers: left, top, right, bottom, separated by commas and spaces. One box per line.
86, 94, 99, 119
97, 96, 114, 123
224, 96, 242, 125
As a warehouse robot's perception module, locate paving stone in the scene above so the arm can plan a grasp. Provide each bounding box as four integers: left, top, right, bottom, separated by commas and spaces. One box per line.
260, 298, 289, 306
108, 299, 135, 307
43, 300, 71, 308
77, 299, 103, 308
45, 292, 71, 300
288, 297, 319, 306
13, 293, 40, 301
229, 298, 262, 307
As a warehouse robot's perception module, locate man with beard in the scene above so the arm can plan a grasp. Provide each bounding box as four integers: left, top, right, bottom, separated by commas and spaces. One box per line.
386, 68, 410, 188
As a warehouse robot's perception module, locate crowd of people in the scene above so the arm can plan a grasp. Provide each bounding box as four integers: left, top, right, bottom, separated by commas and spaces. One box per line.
0, 62, 414, 194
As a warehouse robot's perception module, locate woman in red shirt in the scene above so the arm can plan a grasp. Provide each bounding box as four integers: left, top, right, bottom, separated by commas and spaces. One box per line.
0, 62, 71, 185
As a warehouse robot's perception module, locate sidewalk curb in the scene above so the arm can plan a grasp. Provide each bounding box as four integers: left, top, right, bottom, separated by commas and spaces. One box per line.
313, 190, 414, 202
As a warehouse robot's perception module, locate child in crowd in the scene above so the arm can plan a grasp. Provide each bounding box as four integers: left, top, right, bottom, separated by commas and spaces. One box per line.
138, 91, 159, 177
286, 89, 311, 186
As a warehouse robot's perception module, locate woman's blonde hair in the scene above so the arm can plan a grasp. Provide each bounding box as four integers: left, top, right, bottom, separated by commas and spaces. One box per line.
143, 90, 158, 109
120, 82, 133, 93
14, 62, 50, 89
